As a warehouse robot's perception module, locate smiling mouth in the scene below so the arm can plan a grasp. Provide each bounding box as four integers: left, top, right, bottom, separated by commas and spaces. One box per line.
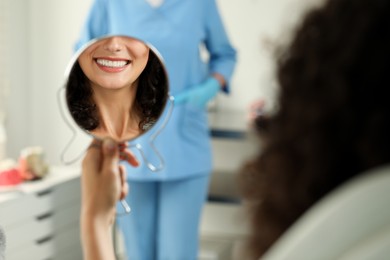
95, 58, 131, 68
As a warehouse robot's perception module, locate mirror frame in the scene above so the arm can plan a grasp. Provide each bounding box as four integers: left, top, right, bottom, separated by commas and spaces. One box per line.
63, 35, 170, 143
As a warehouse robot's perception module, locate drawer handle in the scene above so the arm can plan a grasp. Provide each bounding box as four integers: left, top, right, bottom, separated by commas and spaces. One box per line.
37, 189, 53, 197
36, 234, 54, 244
36, 211, 54, 221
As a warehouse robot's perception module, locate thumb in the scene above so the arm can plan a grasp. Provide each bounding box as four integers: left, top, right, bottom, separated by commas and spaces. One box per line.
101, 138, 119, 174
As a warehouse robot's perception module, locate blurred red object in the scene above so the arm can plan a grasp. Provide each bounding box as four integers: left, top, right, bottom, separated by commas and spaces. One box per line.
0, 168, 23, 186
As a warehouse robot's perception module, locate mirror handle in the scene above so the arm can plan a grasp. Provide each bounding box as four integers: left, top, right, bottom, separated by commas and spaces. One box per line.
129, 95, 174, 172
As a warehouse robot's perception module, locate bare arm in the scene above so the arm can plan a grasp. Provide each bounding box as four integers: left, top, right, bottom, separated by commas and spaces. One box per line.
80, 138, 138, 260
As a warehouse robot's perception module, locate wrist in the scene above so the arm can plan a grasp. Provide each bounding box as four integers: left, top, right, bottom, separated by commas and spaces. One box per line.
211, 73, 226, 88
80, 211, 115, 260
80, 210, 113, 246
81, 206, 115, 227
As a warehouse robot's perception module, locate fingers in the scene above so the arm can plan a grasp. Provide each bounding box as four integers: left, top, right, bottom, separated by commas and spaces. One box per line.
85, 138, 135, 202
119, 165, 128, 200
120, 149, 139, 167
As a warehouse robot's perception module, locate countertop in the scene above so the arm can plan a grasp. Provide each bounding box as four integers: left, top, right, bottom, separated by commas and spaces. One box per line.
0, 165, 80, 204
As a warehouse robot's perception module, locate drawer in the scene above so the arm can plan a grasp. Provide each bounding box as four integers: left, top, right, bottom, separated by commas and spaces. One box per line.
209, 137, 258, 200
211, 137, 258, 172
55, 249, 83, 260
5, 198, 80, 251
50, 200, 81, 232
7, 235, 55, 260
50, 178, 81, 209
33, 178, 81, 212
1, 169, 82, 259
5, 212, 53, 252
21, 224, 83, 260
55, 245, 83, 260
0, 194, 43, 227
2, 178, 81, 225
6, 213, 82, 259
52, 224, 82, 255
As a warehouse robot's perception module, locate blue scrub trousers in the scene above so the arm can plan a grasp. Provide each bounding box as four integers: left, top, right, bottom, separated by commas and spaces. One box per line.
116, 174, 210, 260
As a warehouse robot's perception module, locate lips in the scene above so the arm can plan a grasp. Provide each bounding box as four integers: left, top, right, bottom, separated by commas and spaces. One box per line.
94, 58, 131, 72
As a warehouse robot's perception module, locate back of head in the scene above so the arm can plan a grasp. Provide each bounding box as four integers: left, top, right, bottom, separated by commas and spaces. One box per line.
239, 0, 390, 258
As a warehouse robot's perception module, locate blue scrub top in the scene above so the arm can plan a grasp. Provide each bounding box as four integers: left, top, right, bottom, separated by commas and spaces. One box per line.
76, 0, 237, 181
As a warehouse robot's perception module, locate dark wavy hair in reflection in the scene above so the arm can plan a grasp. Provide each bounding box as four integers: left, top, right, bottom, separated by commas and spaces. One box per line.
239, 0, 390, 258
65, 49, 168, 133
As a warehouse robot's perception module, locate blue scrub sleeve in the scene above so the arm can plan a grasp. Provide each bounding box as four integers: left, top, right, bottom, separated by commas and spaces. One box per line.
203, 0, 237, 93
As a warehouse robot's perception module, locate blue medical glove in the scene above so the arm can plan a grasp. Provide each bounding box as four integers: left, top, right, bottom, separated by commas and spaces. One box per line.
174, 77, 221, 108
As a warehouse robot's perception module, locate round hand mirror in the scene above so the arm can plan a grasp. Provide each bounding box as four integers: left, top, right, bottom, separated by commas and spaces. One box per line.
60, 36, 170, 213
64, 35, 169, 143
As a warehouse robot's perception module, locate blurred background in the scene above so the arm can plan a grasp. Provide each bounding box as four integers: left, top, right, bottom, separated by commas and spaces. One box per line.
2, 0, 323, 163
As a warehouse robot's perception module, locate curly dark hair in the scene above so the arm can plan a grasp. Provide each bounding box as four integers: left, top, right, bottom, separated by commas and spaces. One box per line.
239, 0, 390, 258
66, 48, 168, 134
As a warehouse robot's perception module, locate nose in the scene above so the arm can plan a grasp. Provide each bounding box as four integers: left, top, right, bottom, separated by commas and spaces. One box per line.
103, 37, 124, 52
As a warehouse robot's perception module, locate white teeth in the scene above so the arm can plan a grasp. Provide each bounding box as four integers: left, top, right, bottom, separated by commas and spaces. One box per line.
96, 59, 128, 68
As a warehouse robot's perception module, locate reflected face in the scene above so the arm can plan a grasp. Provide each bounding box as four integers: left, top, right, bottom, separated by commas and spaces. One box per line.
78, 36, 150, 90
65, 36, 169, 142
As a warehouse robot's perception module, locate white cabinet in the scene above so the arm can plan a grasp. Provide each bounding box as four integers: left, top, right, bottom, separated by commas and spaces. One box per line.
207, 110, 258, 201
0, 166, 82, 260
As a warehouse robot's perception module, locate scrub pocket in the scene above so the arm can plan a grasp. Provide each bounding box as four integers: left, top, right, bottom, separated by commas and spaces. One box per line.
179, 104, 209, 143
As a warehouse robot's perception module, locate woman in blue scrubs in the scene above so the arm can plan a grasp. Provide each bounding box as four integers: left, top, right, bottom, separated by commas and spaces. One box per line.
76, 0, 236, 259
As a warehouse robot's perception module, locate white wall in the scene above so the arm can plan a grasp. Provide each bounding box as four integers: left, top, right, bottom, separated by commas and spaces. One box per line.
6, 0, 93, 163
4, 0, 323, 164
5, 0, 31, 160
28, 0, 94, 164
215, 0, 324, 111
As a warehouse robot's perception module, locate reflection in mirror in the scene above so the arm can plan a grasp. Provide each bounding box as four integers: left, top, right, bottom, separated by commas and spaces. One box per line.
65, 36, 169, 142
